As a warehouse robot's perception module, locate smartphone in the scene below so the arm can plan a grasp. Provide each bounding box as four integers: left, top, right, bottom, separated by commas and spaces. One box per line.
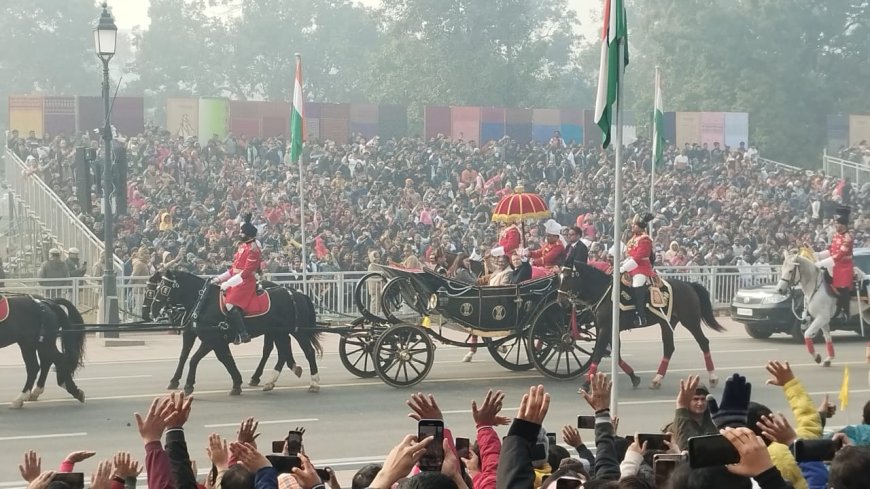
794, 439, 840, 462
688, 434, 741, 468
531, 443, 547, 461
577, 415, 596, 429
52, 473, 84, 489
271, 440, 285, 453
639, 433, 672, 451
556, 476, 583, 489
417, 419, 445, 471
287, 431, 303, 455
266, 455, 301, 474
315, 468, 330, 482
653, 453, 686, 486
547, 432, 557, 445
455, 437, 470, 459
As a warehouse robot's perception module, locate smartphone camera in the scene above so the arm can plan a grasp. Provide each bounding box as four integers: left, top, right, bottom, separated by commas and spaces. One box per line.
418, 419, 445, 471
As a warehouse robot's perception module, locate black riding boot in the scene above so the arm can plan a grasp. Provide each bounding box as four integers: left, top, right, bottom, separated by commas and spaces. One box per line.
838, 288, 851, 320
632, 286, 649, 327
226, 308, 251, 344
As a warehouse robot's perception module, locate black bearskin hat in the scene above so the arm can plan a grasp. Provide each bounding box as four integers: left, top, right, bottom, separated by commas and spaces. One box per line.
634, 213, 655, 229
835, 205, 850, 225
240, 213, 258, 238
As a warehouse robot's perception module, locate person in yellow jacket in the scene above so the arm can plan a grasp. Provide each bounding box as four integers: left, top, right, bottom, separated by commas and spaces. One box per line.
746, 360, 822, 489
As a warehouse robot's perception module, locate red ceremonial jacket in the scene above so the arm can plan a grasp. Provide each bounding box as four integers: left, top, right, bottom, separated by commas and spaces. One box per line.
499, 225, 521, 255
829, 231, 853, 288
530, 241, 565, 267
626, 233, 654, 277
224, 239, 262, 310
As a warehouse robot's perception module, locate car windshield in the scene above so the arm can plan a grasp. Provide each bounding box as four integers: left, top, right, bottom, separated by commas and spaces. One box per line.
856, 255, 870, 274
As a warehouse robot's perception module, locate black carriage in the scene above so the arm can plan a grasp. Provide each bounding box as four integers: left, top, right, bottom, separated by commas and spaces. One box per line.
346, 265, 597, 387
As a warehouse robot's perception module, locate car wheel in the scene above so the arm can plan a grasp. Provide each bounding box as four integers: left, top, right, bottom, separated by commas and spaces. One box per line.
745, 324, 773, 339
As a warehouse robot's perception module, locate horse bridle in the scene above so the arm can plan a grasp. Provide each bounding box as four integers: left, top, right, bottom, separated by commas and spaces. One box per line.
557, 266, 611, 313
153, 275, 200, 328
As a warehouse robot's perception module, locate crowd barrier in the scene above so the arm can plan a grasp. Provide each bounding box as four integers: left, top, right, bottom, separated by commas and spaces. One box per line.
2, 266, 779, 324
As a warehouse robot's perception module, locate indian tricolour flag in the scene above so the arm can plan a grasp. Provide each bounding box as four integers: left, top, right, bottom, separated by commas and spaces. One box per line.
594, 0, 628, 149
653, 68, 664, 167
290, 54, 304, 163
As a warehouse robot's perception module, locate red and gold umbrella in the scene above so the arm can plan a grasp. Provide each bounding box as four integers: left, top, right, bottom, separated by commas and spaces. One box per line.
492, 185, 551, 223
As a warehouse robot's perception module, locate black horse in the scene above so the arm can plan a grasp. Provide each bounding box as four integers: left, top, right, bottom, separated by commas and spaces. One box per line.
151, 270, 322, 395
142, 273, 314, 390
0, 296, 86, 408
558, 263, 725, 390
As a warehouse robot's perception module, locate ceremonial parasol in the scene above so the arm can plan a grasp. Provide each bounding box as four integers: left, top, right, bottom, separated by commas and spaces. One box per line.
491, 185, 551, 248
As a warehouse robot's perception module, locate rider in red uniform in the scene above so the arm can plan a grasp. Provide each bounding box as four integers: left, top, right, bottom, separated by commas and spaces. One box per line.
529, 219, 566, 268
210, 213, 261, 344
816, 206, 854, 321
619, 213, 655, 326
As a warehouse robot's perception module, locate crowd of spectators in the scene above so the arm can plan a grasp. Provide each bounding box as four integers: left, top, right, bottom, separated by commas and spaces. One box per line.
6, 126, 870, 284
12, 361, 870, 489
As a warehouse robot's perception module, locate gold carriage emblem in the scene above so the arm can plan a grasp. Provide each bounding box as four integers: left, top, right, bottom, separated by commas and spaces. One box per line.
460, 302, 474, 317
492, 305, 507, 321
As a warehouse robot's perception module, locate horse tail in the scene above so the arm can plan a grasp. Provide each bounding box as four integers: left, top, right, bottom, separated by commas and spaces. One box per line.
689, 282, 726, 332
295, 291, 323, 358
49, 298, 87, 372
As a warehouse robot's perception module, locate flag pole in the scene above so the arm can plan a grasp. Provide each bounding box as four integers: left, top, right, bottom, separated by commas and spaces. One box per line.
610, 39, 625, 416
292, 53, 307, 288
649, 66, 659, 239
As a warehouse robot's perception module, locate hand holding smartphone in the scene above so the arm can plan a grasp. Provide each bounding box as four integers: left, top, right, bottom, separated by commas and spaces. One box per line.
455, 437, 470, 459
577, 415, 596, 429
688, 434, 740, 468
265, 455, 301, 474
417, 419, 445, 471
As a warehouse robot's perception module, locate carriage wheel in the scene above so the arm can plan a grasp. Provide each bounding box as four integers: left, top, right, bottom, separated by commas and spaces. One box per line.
339, 327, 381, 378
483, 335, 534, 371
381, 277, 424, 324
354, 272, 390, 323
373, 324, 435, 388
528, 300, 596, 380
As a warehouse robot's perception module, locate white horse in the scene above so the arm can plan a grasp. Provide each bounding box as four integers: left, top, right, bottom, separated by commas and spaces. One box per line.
776, 252, 836, 366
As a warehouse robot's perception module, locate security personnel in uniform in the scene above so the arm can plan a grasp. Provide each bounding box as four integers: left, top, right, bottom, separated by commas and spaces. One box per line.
619, 213, 655, 326
816, 205, 854, 320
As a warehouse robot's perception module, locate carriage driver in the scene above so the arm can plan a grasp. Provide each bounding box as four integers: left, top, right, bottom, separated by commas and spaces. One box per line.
209, 213, 261, 344
619, 213, 656, 327
815, 205, 854, 321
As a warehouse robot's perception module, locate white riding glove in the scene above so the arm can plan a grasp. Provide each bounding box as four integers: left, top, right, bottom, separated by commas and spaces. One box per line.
619, 258, 638, 274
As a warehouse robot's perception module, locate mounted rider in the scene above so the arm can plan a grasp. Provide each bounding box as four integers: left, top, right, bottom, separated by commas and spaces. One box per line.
619, 213, 656, 326
210, 213, 261, 344
815, 205, 853, 321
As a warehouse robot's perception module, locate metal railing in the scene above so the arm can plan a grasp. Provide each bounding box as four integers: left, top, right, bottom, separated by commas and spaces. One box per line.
5, 267, 780, 325
3, 132, 123, 276
757, 157, 806, 173
823, 149, 870, 185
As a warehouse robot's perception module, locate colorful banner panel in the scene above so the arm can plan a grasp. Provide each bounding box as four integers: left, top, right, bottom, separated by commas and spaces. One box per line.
531, 108, 561, 126
451, 106, 481, 143
559, 109, 583, 145
723, 112, 749, 149
675, 111, 701, 148
166, 97, 199, 140
424, 106, 451, 140
75, 96, 103, 135
198, 98, 229, 142
506, 108, 532, 144
319, 117, 349, 143
8, 96, 44, 137
583, 109, 601, 148
229, 100, 259, 138
259, 101, 291, 138
532, 124, 560, 144
42, 96, 76, 136
700, 112, 726, 147
305, 118, 320, 141
849, 114, 870, 147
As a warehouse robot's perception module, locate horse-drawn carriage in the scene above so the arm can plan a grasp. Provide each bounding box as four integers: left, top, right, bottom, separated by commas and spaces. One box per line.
346, 264, 597, 387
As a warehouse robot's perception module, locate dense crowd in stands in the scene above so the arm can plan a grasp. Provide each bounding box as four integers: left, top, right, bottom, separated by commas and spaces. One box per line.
12, 361, 870, 489
7, 127, 870, 281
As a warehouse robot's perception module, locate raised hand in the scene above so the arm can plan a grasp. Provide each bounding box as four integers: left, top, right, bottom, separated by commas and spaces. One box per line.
18, 450, 41, 483
236, 417, 261, 445
206, 433, 230, 471
290, 454, 321, 489
765, 361, 795, 387
580, 373, 612, 412
562, 426, 583, 447
163, 392, 194, 427
721, 427, 774, 477
407, 393, 444, 421
626, 432, 648, 456
26, 471, 54, 489
676, 375, 701, 409
229, 442, 271, 472
370, 434, 434, 488
471, 390, 510, 427
516, 385, 550, 425
134, 397, 173, 444
757, 413, 797, 446
64, 451, 96, 464
112, 452, 143, 480
817, 394, 837, 420
90, 459, 114, 489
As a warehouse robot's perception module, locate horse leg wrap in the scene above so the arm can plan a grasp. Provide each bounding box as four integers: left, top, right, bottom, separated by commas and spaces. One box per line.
804, 338, 816, 355
618, 359, 634, 375
656, 358, 670, 376
703, 351, 715, 372
826, 341, 835, 359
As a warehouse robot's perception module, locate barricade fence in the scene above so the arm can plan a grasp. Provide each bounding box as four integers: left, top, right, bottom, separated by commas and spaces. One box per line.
823, 150, 870, 185
3, 266, 780, 325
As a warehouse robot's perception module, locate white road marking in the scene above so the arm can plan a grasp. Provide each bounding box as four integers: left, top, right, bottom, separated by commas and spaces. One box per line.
0, 432, 87, 441
205, 418, 318, 428
76, 375, 152, 381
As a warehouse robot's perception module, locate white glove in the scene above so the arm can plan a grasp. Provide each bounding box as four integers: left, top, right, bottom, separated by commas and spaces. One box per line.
210, 276, 221, 284
816, 250, 831, 261
816, 257, 834, 269
220, 282, 231, 291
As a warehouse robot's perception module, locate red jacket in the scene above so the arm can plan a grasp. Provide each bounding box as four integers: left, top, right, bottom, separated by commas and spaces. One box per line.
473, 425, 501, 489
499, 226, 521, 255
224, 239, 262, 310
829, 231, 853, 288
626, 233, 654, 277
530, 241, 565, 267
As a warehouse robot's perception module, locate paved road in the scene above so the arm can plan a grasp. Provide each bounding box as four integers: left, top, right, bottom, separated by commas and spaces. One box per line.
0, 318, 867, 487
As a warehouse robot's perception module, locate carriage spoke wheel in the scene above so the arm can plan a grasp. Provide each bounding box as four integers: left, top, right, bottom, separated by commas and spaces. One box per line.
483, 335, 534, 371
381, 277, 424, 324
339, 326, 384, 379
373, 324, 435, 388
528, 301, 596, 380
354, 272, 390, 323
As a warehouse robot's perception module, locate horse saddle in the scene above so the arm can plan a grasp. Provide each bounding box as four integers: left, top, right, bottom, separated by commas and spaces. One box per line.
0, 294, 8, 323
620, 273, 669, 308
219, 289, 271, 318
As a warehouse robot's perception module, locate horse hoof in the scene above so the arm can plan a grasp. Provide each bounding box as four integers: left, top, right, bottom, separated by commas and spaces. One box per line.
10, 398, 24, 409
708, 373, 720, 389
649, 374, 664, 390
308, 384, 320, 393
293, 366, 303, 378
462, 352, 474, 363
167, 380, 180, 390
262, 383, 275, 392
822, 357, 832, 368
229, 386, 242, 396
183, 385, 195, 396
249, 378, 260, 387
74, 390, 86, 403
630, 375, 641, 389
28, 387, 44, 401
813, 354, 822, 364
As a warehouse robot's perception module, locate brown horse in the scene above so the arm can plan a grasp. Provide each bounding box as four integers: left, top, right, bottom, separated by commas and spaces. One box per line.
558, 262, 725, 389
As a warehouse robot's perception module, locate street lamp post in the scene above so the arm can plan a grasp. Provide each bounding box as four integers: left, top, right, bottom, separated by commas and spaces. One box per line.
94, 3, 119, 328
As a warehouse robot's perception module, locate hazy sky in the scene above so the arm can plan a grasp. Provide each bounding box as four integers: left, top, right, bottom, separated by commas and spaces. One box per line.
110, 0, 600, 40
